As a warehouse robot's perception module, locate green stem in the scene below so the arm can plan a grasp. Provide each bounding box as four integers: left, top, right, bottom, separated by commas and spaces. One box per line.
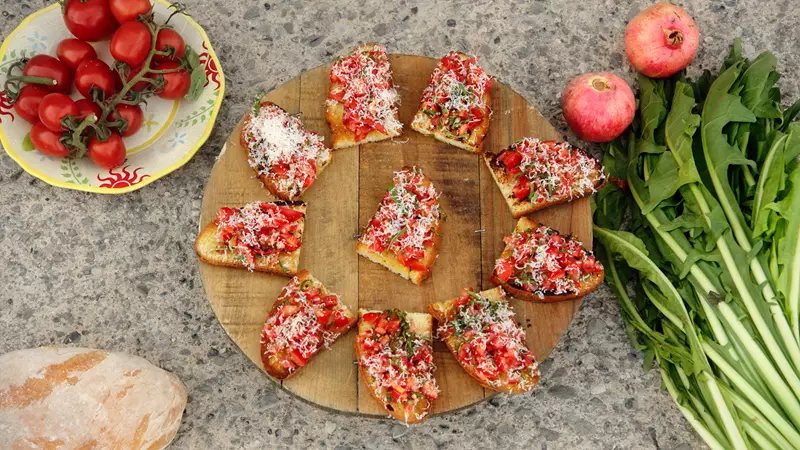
720, 383, 800, 449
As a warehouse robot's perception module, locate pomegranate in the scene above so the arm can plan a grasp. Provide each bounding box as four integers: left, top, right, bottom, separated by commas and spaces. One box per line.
561, 72, 635, 143
625, 2, 699, 78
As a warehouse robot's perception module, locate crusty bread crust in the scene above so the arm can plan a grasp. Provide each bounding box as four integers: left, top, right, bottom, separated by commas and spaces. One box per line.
492, 217, 604, 302
356, 309, 433, 424
410, 52, 492, 153
483, 143, 606, 218
241, 101, 332, 200
356, 167, 441, 285
326, 43, 402, 149
194, 201, 306, 277
260, 270, 357, 380
428, 288, 540, 393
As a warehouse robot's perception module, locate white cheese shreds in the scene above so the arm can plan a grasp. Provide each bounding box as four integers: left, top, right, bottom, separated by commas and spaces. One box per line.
242, 103, 330, 198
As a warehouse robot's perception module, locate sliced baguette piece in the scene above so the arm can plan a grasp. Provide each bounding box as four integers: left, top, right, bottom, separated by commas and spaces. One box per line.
260, 270, 357, 380
194, 201, 306, 276
410, 51, 492, 153
355, 309, 436, 424
241, 101, 332, 200
491, 217, 604, 302
428, 287, 540, 393
326, 43, 402, 149
356, 167, 442, 285
483, 138, 606, 218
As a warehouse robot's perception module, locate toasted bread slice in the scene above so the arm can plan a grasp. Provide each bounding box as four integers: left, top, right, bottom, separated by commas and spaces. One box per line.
194, 201, 306, 276
260, 270, 357, 380
484, 138, 606, 218
428, 287, 540, 393
240, 101, 332, 200
410, 52, 492, 153
491, 217, 604, 302
356, 167, 442, 285
356, 309, 437, 424
326, 43, 402, 149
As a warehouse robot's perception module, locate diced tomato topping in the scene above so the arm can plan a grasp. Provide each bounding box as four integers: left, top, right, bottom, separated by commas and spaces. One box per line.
362, 312, 380, 324
512, 178, 531, 200
500, 151, 522, 169
494, 258, 514, 282
332, 310, 352, 328
288, 349, 307, 367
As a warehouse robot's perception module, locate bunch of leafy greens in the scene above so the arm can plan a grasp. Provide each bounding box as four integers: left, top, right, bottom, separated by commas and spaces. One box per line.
593, 38, 800, 450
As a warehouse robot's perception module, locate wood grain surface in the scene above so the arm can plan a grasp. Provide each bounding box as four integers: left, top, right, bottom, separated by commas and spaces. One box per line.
197, 54, 592, 417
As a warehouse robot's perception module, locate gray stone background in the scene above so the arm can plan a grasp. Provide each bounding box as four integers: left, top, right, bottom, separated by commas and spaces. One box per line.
1, 0, 797, 448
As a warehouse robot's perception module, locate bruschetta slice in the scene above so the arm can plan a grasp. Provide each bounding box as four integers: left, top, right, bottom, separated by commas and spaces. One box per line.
240, 101, 332, 200
428, 287, 540, 393
356, 167, 442, 285
491, 217, 604, 302
195, 201, 306, 276
410, 52, 492, 153
356, 309, 438, 424
326, 43, 402, 149
260, 270, 357, 379
484, 138, 605, 218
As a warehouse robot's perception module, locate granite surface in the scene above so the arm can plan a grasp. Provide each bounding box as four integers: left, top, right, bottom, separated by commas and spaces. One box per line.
1, 1, 798, 449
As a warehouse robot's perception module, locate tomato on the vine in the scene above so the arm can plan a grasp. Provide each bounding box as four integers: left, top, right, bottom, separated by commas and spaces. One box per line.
56, 39, 97, 71
110, 21, 152, 67
153, 28, 186, 63
125, 64, 151, 92
75, 99, 103, 121
109, 104, 144, 137
38, 93, 78, 132
89, 133, 127, 169
30, 122, 71, 157
152, 62, 190, 100
75, 59, 116, 99
109, 0, 152, 24
13, 85, 49, 124
63, 0, 119, 42
22, 55, 73, 94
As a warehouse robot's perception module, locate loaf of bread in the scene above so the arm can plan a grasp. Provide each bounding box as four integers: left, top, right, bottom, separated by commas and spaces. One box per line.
0, 347, 187, 449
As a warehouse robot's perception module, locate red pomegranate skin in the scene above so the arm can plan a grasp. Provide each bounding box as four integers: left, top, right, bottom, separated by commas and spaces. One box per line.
625, 2, 700, 78
561, 72, 635, 143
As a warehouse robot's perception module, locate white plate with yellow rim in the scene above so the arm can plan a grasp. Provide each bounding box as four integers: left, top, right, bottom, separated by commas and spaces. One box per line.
0, 0, 225, 193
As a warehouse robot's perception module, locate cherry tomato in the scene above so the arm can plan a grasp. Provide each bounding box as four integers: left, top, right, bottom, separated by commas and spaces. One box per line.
55, 39, 97, 71
30, 122, 71, 157
22, 55, 73, 94
88, 133, 126, 169
13, 85, 48, 123
110, 21, 152, 67
109, 0, 152, 23
75, 99, 103, 121
63, 0, 119, 42
38, 93, 78, 132
75, 59, 116, 99
109, 104, 143, 137
152, 62, 190, 100
153, 28, 186, 63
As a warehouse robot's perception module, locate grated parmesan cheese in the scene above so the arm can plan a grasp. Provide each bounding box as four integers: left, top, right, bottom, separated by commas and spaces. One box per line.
242, 103, 330, 198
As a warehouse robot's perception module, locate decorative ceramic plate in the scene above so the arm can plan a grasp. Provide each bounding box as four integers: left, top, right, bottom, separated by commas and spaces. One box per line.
0, 0, 225, 193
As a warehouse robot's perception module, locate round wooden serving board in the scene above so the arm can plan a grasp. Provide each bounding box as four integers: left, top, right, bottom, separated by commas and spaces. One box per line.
198, 54, 592, 417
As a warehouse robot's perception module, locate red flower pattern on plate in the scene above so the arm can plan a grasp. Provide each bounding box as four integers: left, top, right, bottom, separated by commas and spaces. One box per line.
97, 166, 150, 188
199, 41, 221, 91
0, 91, 14, 124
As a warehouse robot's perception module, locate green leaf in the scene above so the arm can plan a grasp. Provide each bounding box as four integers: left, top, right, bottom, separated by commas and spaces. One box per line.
21, 133, 34, 152
752, 131, 788, 237
183, 45, 206, 102
740, 52, 782, 119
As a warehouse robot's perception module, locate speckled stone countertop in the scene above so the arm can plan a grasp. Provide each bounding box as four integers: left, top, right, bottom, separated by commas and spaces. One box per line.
1, 1, 797, 449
